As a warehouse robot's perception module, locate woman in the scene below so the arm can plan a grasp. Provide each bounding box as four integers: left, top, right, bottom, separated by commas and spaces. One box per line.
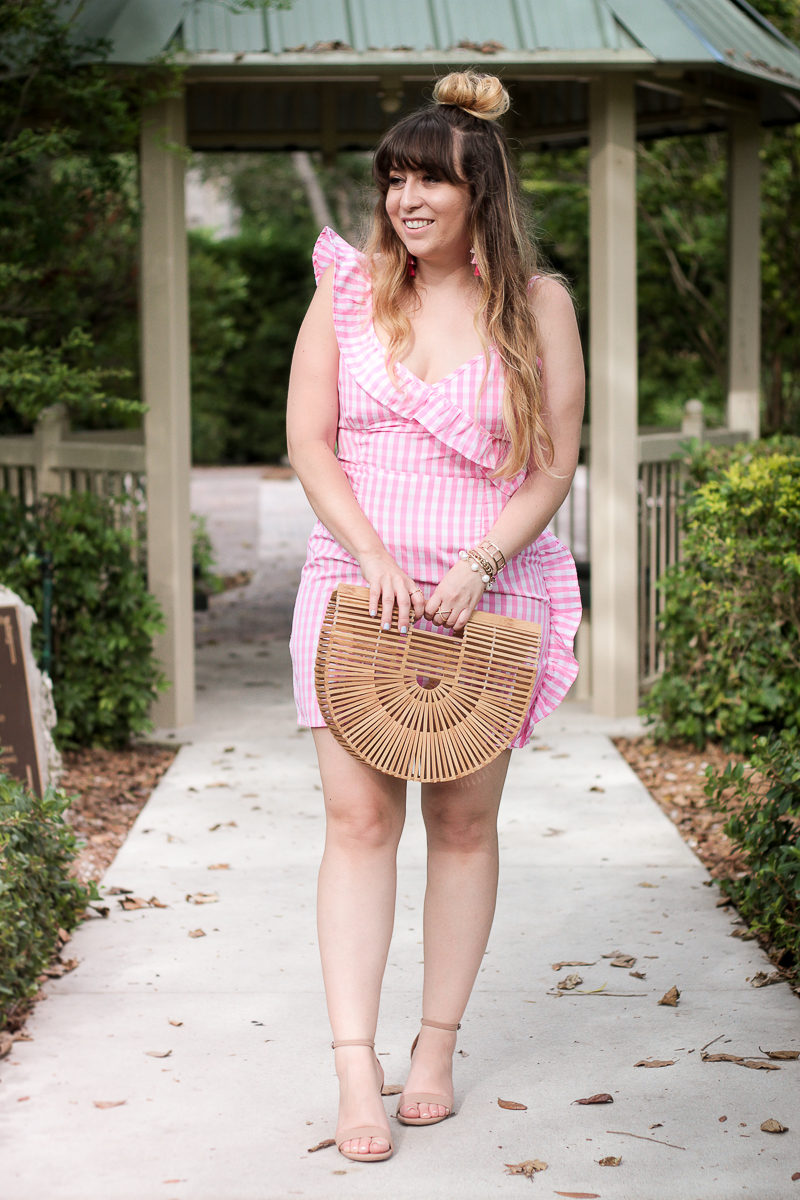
287, 71, 584, 1163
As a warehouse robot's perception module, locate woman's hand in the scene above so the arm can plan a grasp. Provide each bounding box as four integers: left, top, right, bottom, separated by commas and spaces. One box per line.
359, 550, 427, 634
424, 559, 486, 632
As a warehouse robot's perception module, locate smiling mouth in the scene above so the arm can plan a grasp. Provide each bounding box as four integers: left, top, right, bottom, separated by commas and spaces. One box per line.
403, 219, 433, 229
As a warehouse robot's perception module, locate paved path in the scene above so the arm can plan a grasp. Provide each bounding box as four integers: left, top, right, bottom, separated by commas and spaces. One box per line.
1, 469, 797, 1200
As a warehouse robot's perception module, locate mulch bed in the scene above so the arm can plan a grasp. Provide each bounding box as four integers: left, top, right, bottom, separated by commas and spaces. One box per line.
613, 736, 748, 880
61, 744, 177, 884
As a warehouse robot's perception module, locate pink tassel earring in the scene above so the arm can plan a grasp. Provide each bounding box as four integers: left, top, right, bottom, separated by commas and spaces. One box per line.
408, 253, 417, 278
470, 248, 480, 277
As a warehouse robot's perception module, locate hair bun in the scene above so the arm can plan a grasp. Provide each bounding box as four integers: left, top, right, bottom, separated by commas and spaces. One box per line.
432, 71, 510, 121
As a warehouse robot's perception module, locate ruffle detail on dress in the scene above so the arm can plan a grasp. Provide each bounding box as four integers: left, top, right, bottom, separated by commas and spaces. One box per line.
312, 227, 521, 495
529, 529, 581, 728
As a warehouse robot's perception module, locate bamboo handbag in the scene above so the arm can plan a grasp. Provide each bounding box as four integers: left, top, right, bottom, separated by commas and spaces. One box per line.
314, 584, 542, 782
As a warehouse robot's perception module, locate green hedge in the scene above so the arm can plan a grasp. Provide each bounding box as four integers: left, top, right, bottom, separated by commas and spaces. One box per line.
706, 730, 800, 982
643, 438, 800, 751
0, 491, 165, 748
0, 772, 93, 1027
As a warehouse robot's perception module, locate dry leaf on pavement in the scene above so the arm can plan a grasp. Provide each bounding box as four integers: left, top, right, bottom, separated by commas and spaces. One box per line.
702, 1052, 780, 1070
381, 1083, 403, 1095
207, 863, 230, 870
609, 955, 637, 969
186, 891, 219, 905
557, 974, 583, 991
93, 1100, 126, 1109
761, 1049, 799, 1060
760, 1119, 788, 1133
145, 1050, 172, 1058
658, 986, 680, 1006
554, 1193, 600, 1198
552, 961, 595, 971
498, 1098, 528, 1110
574, 1093, 614, 1105
634, 1059, 675, 1068
307, 1138, 336, 1152
504, 1159, 547, 1177
749, 971, 783, 987
188, 928, 206, 938
598, 1155, 622, 1166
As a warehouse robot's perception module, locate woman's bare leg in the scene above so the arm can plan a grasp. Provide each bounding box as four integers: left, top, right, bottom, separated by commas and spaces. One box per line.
398, 751, 510, 1121
313, 729, 407, 1156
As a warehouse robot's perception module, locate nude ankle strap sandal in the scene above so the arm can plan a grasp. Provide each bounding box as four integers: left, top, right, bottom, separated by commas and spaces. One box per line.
331, 1038, 394, 1162
396, 1019, 461, 1127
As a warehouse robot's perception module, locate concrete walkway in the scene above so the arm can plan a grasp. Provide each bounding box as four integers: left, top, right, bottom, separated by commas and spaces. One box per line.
1, 470, 797, 1200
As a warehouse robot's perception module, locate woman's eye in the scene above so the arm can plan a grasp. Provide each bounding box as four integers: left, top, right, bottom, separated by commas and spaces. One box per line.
388, 175, 404, 187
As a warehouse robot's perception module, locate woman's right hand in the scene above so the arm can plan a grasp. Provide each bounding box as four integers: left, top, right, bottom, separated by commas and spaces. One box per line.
358, 550, 427, 634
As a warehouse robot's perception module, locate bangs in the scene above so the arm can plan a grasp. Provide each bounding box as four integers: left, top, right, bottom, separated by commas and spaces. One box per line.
373, 112, 463, 189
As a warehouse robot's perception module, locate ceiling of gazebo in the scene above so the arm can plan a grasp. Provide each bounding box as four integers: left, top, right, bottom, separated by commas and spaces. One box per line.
65, 0, 800, 149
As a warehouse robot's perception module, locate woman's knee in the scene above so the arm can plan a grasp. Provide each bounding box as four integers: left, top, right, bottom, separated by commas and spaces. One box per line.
423, 797, 498, 853
325, 789, 404, 850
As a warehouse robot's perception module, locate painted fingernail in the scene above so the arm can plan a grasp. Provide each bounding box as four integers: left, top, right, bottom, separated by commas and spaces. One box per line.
382, 623, 390, 631
400, 625, 408, 634
369, 610, 377, 617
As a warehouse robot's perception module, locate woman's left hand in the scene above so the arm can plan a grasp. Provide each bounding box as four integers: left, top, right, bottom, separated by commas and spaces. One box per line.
424, 559, 487, 631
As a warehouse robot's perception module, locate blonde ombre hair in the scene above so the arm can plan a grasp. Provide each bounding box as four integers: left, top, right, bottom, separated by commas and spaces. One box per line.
365, 71, 554, 478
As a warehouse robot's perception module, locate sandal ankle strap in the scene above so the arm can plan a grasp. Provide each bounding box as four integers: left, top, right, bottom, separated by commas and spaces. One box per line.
331, 1038, 376, 1050
420, 1019, 461, 1032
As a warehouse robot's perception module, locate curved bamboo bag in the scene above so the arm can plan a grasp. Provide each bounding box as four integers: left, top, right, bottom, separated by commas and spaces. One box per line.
314, 584, 542, 781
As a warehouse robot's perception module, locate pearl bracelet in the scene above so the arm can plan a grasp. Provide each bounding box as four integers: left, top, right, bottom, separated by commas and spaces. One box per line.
458, 548, 495, 591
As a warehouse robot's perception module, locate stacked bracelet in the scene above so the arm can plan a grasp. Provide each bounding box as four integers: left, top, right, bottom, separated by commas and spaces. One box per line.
457, 539, 507, 592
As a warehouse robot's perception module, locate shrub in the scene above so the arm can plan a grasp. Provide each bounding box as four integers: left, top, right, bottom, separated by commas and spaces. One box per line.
0, 772, 93, 1027
705, 730, 800, 981
0, 492, 165, 747
643, 440, 800, 751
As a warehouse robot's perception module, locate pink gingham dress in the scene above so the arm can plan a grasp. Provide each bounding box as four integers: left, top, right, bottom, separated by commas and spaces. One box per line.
290, 228, 581, 747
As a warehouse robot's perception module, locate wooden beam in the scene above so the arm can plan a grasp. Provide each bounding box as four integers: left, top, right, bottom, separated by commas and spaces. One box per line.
139, 96, 195, 729
588, 75, 639, 717
727, 111, 761, 438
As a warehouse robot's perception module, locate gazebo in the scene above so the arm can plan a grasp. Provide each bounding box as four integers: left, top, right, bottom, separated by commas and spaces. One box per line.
70, 0, 800, 728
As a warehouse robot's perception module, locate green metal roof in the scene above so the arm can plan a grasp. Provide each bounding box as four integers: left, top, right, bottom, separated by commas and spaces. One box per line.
68, 0, 800, 92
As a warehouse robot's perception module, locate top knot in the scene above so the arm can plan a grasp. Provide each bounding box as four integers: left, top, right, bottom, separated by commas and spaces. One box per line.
432, 71, 510, 122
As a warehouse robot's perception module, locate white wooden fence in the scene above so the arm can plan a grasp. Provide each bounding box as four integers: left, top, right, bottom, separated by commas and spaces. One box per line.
0, 405, 146, 545
1, 401, 749, 692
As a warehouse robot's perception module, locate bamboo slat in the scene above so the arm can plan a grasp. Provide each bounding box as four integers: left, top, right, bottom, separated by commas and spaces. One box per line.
315, 584, 542, 781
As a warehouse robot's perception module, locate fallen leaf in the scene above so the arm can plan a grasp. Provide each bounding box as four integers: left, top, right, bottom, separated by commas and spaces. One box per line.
658, 986, 680, 1007
145, 1050, 172, 1058
574, 1093, 614, 1105
791, 1171, 800, 1181
381, 1083, 403, 1096
598, 1155, 622, 1166
761, 1119, 788, 1133
558, 974, 583, 991
634, 1059, 675, 1068
105, 886, 133, 895
41, 957, 79, 978
554, 1193, 600, 1199
498, 1098, 528, 1110
168, 1019, 183, 1027
761, 1049, 799, 1060
629, 971, 647, 979
702, 1053, 780, 1070
610, 955, 637, 969
552, 961, 595, 971
208, 821, 237, 830
307, 1138, 336, 1152
148, 897, 167, 908
207, 863, 230, 870
93, 1100, 126, 1109
589, 785, 605, 793
119, 896, 147, 910
504, 1159, 547, 1177
637, 881, 657, 888
649, 1123, 663, 1129
749, 971, 783, 988
185, 891, 219, 905
188, 928, 206, 938
0, 1032, 13, 1059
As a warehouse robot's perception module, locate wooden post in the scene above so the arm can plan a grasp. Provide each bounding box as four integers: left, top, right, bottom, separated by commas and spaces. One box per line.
33, 405, 68, 495
139, 96, 194, 728
588, 75, 639, 717
727, 111, 761, 439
